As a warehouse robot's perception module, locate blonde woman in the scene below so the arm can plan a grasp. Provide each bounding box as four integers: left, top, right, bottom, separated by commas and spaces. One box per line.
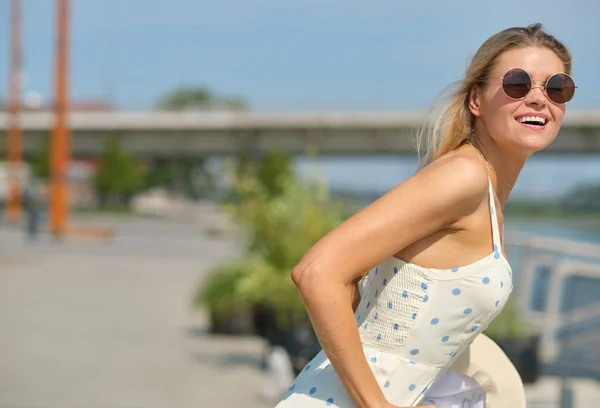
276, 23, 576, 407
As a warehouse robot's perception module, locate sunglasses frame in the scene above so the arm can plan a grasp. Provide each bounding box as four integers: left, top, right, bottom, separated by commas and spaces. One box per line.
491, 67, 577, 104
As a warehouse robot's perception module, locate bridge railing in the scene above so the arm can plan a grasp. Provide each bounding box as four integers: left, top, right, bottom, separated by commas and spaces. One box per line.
504, 230, 600, 366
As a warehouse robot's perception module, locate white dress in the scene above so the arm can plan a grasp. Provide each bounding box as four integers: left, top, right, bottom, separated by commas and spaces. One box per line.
275, 178, 514, 407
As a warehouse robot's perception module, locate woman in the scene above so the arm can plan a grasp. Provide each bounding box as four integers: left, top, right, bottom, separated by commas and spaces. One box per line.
276, 23, 576, 407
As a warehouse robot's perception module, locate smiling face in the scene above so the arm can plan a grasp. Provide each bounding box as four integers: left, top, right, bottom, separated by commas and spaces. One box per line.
469, 46, 570, 155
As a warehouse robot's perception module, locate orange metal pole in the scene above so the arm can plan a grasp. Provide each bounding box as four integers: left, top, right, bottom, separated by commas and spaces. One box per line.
6, 0, 22, 222
49, 0, 70, 237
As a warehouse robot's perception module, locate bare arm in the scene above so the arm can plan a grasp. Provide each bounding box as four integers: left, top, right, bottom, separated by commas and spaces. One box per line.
292, 156, 488, 408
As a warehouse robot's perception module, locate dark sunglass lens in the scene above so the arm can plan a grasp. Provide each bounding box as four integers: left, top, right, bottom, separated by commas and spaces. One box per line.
546, 73, 576, 104
502, 69, 531, 99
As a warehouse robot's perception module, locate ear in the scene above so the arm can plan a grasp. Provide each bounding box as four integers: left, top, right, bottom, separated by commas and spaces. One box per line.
468, 85, 482, 117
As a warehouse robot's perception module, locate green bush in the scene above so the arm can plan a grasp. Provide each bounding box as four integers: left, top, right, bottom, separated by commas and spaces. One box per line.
196, 152, 344, 328
95, 138, 144, 208
194, 258, 254, 319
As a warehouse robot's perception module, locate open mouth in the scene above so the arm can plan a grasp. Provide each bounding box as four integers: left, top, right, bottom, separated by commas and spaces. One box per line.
515, 115, 548, 129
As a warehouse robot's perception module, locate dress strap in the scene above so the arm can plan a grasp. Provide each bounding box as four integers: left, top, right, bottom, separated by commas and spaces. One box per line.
487, 177, 502, 251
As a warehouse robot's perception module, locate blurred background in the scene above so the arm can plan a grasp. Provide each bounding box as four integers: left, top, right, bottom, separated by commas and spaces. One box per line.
0, 1, 599, 407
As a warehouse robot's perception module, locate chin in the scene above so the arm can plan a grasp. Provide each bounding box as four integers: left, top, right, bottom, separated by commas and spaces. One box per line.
509, 121, 559, 152
511, 135, 555, 154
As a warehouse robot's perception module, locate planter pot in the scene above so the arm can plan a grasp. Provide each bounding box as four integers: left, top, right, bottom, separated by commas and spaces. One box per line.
252, 304, 321, 375
208, 307, 256, 335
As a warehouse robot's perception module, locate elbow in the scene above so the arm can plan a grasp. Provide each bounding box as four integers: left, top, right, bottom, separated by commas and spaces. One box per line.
291, 263, 308, 288
291, 261, 322, 293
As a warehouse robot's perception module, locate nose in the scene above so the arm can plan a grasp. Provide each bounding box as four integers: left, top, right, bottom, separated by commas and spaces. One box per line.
526, 83, 547, 106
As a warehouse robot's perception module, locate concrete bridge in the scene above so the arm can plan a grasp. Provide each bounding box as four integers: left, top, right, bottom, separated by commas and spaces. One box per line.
1, 110, 599, 158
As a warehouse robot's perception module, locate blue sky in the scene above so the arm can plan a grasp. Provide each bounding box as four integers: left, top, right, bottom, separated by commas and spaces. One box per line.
1, 0, 599, 111
1, 0, 599, 198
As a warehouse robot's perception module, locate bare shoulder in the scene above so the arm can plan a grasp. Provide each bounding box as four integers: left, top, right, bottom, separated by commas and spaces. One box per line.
414, 152, 490, 212
292, 149, 492, 284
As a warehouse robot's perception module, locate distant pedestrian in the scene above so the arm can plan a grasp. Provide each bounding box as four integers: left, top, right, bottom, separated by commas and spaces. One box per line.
22, 180, 42, 240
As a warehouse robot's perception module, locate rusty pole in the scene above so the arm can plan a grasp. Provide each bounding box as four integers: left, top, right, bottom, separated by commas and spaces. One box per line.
6, 0, 23, 222
49, 0, 70, 237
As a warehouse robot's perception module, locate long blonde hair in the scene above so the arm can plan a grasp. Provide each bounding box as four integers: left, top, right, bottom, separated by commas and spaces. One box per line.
416, 23, 573, 168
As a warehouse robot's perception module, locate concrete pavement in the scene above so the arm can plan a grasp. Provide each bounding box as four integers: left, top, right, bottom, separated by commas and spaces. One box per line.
0, 216, 272, 408
2, 214, 599, 408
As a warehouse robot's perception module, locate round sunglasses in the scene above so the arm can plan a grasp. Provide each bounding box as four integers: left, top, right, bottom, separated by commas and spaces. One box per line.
492, 68, 577, 104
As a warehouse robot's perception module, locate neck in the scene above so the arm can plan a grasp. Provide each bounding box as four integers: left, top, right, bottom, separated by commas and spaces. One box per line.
468, 135, 526, 206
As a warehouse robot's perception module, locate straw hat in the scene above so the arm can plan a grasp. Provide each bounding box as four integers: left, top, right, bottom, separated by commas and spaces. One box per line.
449, 333, 526, 408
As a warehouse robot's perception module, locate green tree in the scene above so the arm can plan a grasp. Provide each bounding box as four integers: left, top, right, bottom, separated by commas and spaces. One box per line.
152, 84, 249, 199
31, 135, 51, 180
155, 86, 248, 111
95, 138, 144, 208
144, 158, 217, 199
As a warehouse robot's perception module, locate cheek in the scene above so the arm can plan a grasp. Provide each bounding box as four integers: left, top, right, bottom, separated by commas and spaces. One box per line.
550, 105, 566, 124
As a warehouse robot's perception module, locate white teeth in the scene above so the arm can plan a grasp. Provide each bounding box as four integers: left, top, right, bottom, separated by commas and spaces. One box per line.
516, 116, 547, 125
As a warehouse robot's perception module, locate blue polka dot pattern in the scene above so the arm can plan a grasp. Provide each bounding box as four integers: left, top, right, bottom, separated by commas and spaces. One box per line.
289, 384, 296, 391
309, 387, 317, 395
305, 365, 311, 371
280, 180, 513, 407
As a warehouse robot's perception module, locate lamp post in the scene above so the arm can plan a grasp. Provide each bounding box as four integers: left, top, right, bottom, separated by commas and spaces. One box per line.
49, 0, 70, 237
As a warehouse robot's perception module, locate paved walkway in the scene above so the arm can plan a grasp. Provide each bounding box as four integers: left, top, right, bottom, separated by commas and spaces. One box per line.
1, 215, 599, 408
0, 216, 272, 408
